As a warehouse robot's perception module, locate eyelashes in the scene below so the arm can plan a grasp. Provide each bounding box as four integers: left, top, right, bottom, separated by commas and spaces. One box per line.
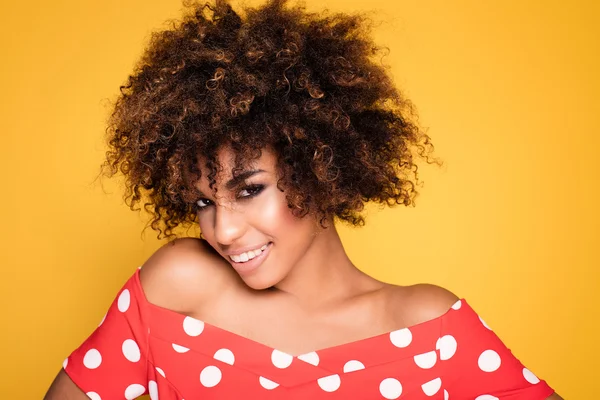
195, 184, 265, 211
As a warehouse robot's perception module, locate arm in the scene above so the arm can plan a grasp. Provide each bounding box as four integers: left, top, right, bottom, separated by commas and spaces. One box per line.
44, 369, 89, 400
441, 297, 561, 399
43, 237, 228, 399
407, 284, 563, 400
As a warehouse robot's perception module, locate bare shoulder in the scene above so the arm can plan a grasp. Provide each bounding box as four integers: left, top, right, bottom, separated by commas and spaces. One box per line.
387, 282, 460, 326
139, 237, 234, 313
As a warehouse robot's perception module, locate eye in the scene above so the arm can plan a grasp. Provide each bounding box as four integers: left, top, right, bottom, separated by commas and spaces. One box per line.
195, 184, 265, 211
196, 198, 211, 209
239, 184, 264, 198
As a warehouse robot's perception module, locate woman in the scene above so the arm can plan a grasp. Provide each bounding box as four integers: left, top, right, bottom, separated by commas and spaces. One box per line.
44, 0, 562, 398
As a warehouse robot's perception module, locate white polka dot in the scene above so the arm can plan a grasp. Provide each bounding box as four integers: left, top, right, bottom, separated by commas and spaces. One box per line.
297, 351, 320, 366
436, 335, 458, 360
379, 378, 402, 399
422, 377, 442, 396
183, 316, 205, 336
478, 350, 501, 372
172, 343, 190, 353
213, 348, 235, 365
271, 349, 293, 369
155, 367, 165, 378
389, 328, 412, 348
86, 392, 101, 400
118, 289, 131, 312
124, 384, 146, 399
414, 351, 437, 369
475, 396, 499, 400
99, 313, 106, 327
523, 368, 540, 384
200, 365, 222, 387
259, 376, 279, 390
451, 300, 462, 310
149, 380, 158, 400
343, 360, 365, 373
479, 316, 492, 330
317, 374, 341, 392
83, 349, 102, 369
62, 358, 68, 369
444, 389, 449, 400
122, 339, 141, 362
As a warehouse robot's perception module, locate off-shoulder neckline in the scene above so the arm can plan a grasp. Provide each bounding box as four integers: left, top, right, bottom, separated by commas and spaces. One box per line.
131, 267, 467, 358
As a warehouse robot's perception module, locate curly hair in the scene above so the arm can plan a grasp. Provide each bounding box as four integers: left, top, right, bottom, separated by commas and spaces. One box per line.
100, 0, 441, 240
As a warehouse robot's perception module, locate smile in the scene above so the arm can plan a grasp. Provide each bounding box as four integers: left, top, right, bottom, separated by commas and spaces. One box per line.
229, 242, 273, 276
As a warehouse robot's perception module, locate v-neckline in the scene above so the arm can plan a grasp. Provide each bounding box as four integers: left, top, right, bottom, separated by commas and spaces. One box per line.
133, 267, 459, 359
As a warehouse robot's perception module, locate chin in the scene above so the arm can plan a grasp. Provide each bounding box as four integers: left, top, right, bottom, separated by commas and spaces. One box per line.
244, 281, 272, 291
240, 271, 285, 291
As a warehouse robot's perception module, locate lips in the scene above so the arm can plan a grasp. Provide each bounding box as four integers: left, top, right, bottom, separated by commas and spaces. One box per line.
229, 242, 273, 276
228, 243, 270, 261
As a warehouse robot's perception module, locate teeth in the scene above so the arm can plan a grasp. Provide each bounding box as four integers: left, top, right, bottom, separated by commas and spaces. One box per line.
230, 243, 269, 263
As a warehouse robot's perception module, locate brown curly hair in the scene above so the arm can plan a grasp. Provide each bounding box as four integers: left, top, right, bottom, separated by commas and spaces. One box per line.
100, 0, 441, 240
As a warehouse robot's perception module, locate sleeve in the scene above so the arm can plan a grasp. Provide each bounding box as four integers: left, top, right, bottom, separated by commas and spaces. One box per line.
63, 270, 150, 400
438, 299, 555, 400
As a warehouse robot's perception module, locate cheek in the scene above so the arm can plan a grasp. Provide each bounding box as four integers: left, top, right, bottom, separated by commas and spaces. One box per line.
255, 190, 298, 232
252, 190, 313, 238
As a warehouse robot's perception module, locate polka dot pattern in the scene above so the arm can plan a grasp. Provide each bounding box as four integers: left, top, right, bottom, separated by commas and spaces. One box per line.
172, 343, 190, 353
317, 374, 341, 392
436, 335, 457, 360
200, 366, 222, 388
451, 299, 462, 310
86, 392, 101, 400
183, 316, 204, 337
478, 350, 501, 372
124, 384, 145, 399
343, 360, 365, 373
122, 339, 141, 363
271, 349, 293, 369
422, 377, 441, 396
213, 348, 235, 365
148, 380, 158, 400
389, 328, 412, 348
63, 271, 555, 400
259, 376, 279, 390
297, 351, 320, 366
379, 378, 402, 399
117, 290, 130, 313
523, 368, 540, 384
414, 350, 437, 369
479, 316, 492, 330
83, 349, 102, 369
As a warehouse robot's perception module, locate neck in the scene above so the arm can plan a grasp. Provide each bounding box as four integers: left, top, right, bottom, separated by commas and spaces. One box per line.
273, 221, 383, 310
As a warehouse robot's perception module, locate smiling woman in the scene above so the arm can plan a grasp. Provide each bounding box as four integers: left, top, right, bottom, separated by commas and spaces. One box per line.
40, 0, 566, 399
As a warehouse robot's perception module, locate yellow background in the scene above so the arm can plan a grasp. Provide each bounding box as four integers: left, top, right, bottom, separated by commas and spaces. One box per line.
1, 0, 597, 397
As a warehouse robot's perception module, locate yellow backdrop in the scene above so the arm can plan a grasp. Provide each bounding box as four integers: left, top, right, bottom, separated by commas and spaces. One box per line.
1, 0, 597, 397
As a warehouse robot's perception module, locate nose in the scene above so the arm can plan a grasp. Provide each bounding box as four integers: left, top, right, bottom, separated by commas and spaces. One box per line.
212, 201, 246, 246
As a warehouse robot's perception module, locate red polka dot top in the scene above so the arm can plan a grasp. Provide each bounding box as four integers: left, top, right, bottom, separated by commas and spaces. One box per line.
63, 268, 556, 399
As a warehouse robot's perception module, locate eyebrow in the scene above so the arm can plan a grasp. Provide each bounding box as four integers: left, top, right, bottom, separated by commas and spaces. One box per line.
197, 169, 266, 197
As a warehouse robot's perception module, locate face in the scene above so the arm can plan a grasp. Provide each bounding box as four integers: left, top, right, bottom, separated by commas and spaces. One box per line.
194, 145, 320, 290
